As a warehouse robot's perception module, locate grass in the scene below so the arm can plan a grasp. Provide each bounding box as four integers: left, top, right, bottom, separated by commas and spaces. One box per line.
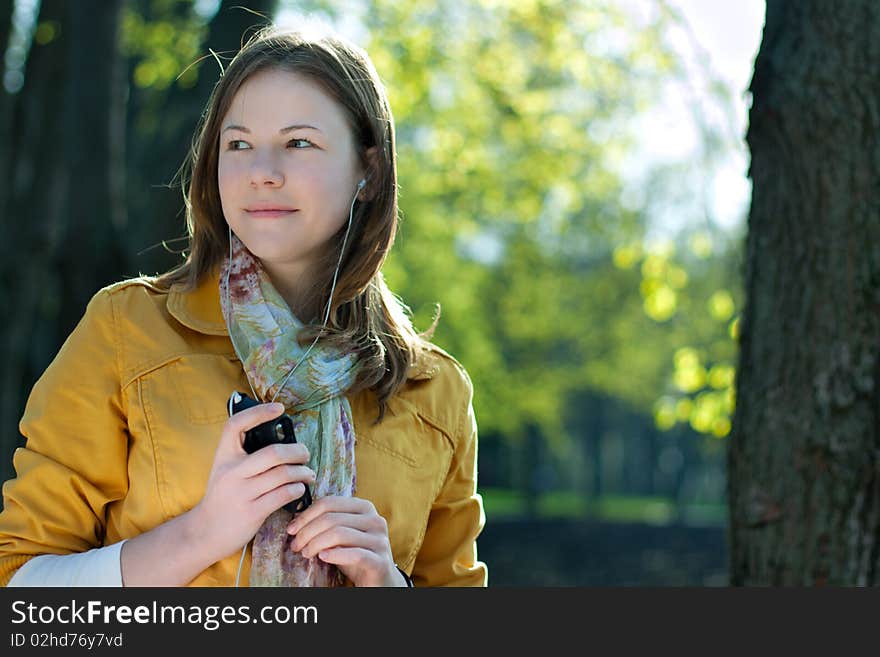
478, 487, 727, 527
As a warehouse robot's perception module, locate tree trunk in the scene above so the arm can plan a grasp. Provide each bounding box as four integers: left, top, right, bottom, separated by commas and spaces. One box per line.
1, 0, 71, 487
60, 0, 129, 318
0, 0, 127, 486
729, 0, 880, 585
0, 0, 15, 219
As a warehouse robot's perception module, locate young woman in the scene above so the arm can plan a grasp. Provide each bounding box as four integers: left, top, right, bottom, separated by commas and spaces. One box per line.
0, 26, 487, 587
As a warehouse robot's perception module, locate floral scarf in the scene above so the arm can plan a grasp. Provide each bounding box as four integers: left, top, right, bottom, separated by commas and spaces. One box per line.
219, 233, 361, 587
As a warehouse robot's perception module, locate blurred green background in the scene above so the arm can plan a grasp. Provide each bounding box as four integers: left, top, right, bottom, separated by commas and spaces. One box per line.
0, 0, 766, 585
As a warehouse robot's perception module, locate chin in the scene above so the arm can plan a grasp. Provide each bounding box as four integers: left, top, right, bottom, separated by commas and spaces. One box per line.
240, 240, 301, 263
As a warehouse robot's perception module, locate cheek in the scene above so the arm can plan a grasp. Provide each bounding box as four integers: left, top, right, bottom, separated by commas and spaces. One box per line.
217, 160, 239, 193
297, 168, 326, 193
217, 161, 242, 215
312, 168, 353, 211
300, 171, 347, 218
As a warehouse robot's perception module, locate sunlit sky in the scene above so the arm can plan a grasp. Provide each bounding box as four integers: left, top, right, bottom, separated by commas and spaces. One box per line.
635, 0, 766, 239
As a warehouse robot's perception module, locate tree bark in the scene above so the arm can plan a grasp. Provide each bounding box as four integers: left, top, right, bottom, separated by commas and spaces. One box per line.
729, 0, 880, 585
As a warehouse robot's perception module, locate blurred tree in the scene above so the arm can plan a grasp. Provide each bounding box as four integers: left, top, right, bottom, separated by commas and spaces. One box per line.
355, 0, 682, 446
0, 0, 13, 221
0, 0, 128, 486
352, 1, 740, 511
729, 0, 880, 585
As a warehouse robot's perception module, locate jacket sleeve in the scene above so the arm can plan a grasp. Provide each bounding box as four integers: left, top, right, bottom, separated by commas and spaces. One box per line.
411, 365, 488, 587
0, 289, 129, 586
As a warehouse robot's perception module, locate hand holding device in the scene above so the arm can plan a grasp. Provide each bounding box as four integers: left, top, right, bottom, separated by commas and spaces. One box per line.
187, 395, 315, 562
227, 391, 313, 514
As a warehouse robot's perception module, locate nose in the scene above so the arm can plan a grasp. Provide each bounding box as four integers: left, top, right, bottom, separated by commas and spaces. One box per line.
248, 152, 284, 187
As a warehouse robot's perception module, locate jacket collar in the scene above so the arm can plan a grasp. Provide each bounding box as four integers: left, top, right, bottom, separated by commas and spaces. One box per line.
166, 267, 437, 380
167, 266, 228, 336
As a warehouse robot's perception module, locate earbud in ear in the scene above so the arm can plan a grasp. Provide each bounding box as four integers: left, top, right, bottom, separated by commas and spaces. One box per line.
357, 178, 367, 190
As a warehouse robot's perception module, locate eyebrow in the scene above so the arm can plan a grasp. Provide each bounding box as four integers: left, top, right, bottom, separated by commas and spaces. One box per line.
221, 124, 323, 134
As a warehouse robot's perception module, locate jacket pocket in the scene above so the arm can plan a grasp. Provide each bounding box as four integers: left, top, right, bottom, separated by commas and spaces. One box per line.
353, 394, 452, 570
136, 354, 247, 519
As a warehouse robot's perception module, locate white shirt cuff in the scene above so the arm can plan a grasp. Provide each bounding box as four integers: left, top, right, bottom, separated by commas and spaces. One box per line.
7, 540, 128, 587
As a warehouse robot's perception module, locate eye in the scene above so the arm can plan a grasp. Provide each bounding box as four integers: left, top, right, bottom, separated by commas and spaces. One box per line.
224, 138, 315, 151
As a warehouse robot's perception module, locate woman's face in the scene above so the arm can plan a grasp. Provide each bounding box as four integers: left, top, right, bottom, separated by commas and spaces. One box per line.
218, 68, 366, 279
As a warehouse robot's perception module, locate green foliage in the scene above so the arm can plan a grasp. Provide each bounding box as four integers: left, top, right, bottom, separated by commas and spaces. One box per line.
120, 2, 206, 91
645, 230, 742, 439
352, 0, 697, 443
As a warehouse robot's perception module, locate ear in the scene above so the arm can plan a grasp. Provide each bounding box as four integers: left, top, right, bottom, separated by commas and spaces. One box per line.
358, 146, 380, 201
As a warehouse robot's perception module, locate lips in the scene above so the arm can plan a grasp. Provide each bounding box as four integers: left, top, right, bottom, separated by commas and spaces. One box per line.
245, 208, 298, 218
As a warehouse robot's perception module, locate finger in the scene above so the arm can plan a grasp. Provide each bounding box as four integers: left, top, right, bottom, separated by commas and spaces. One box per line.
295, 526, 382, 560
289, 511, 376, 548
238, 441, 311, 479
288, 496, 374, 533
254, 482, 307, 518
246, 463, 316, 500
223, 403, 285, 453
314, 546, 378, 572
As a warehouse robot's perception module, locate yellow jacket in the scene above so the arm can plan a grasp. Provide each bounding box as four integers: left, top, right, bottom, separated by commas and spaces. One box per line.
0, 271, 487, 587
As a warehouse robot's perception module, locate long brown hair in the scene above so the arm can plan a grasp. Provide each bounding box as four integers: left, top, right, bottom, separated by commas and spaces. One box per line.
154, 26, 438, 423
